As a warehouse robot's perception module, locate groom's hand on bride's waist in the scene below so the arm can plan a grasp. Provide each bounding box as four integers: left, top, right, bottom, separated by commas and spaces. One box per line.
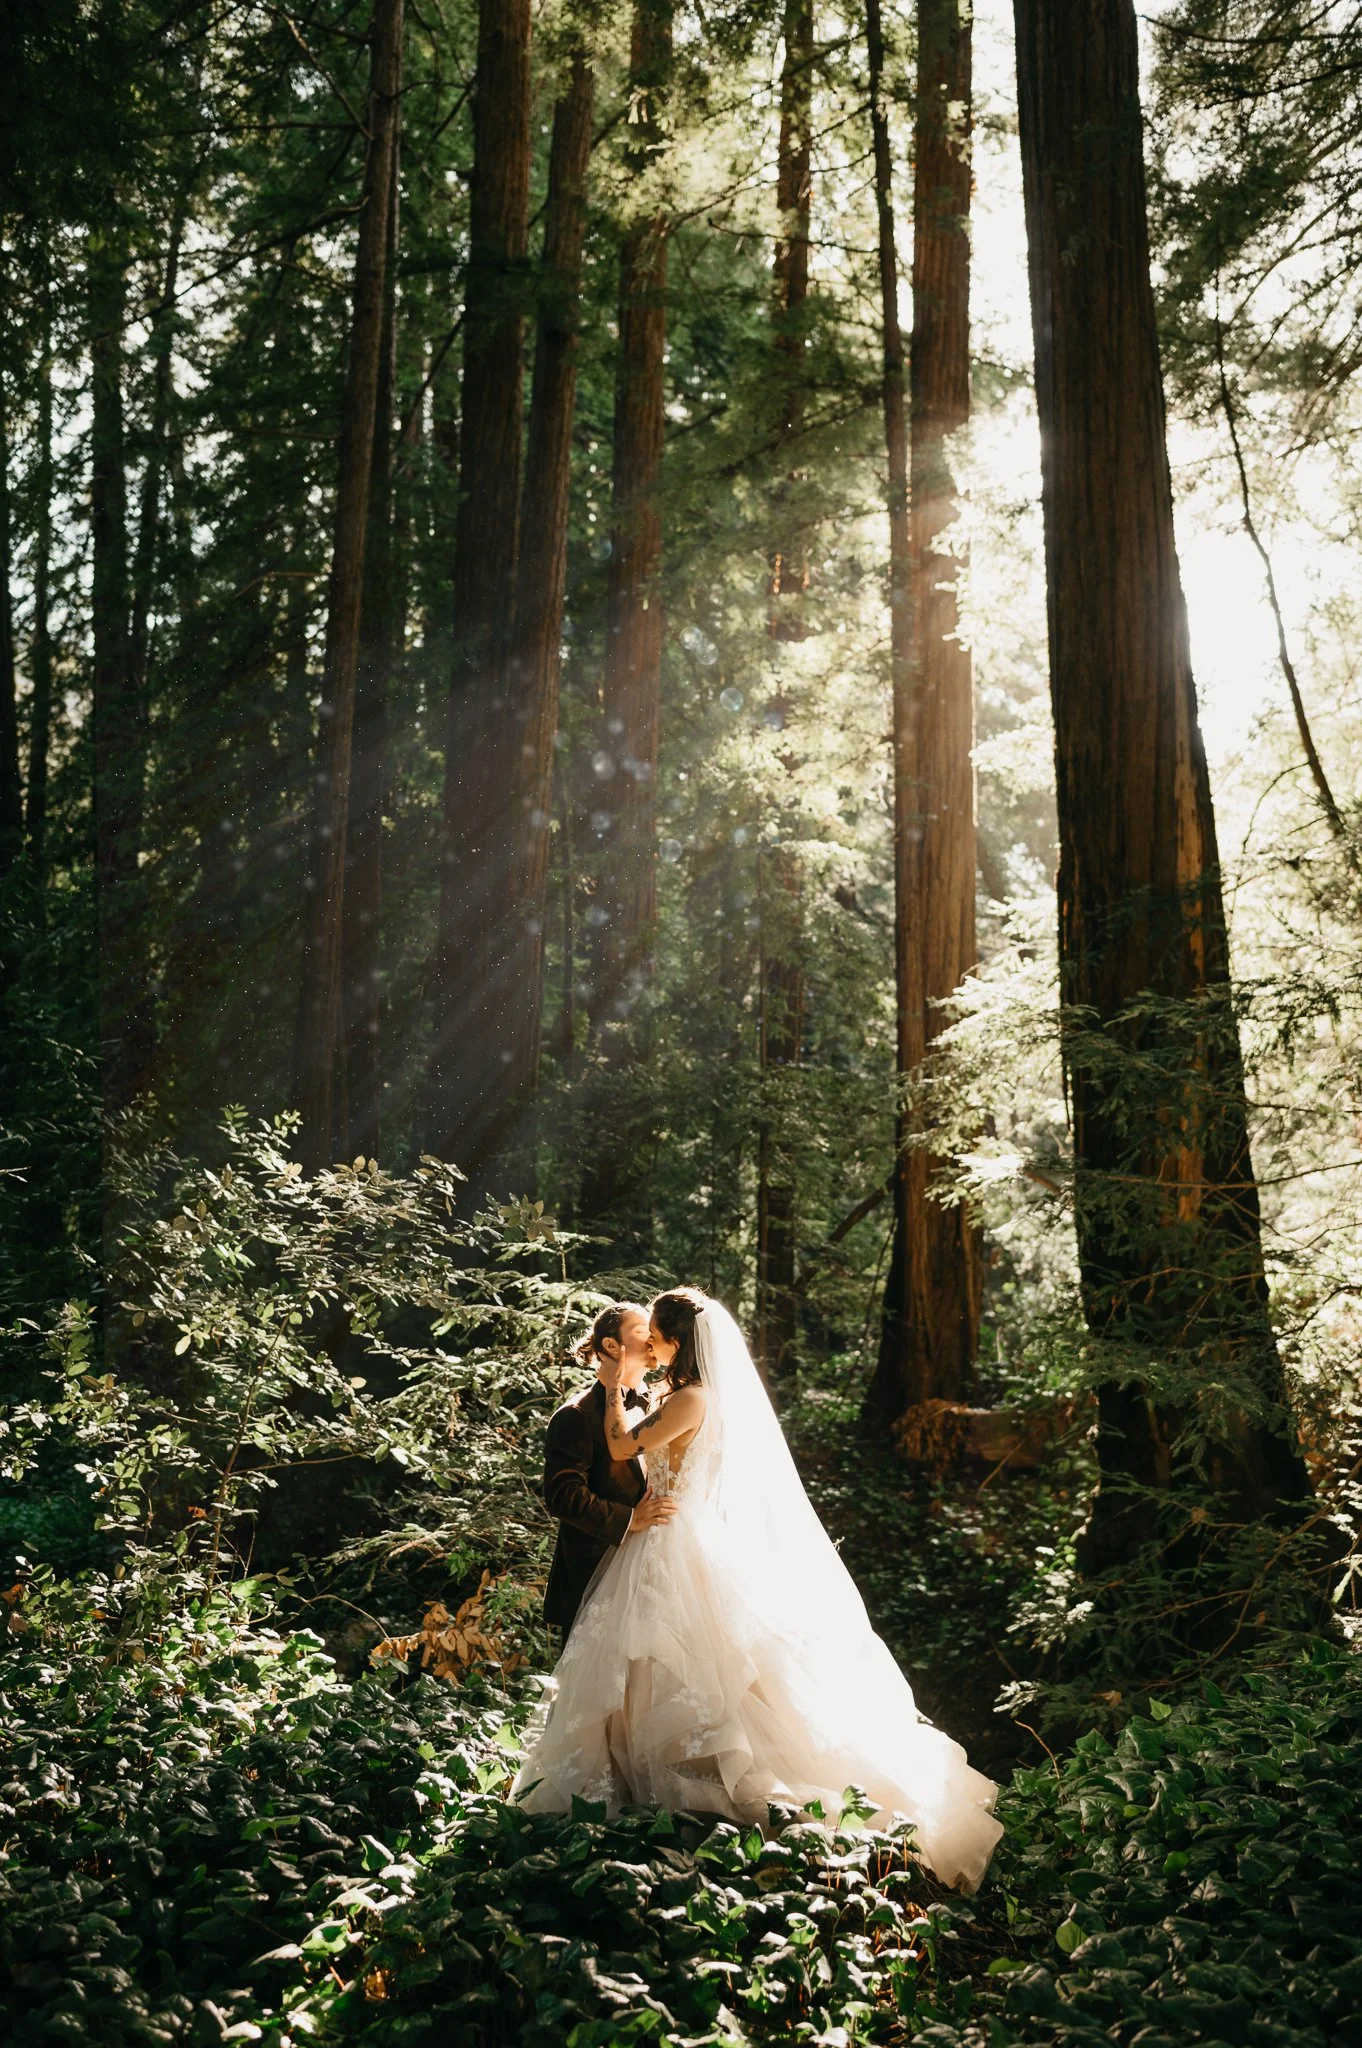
628, 1494, 677, 1535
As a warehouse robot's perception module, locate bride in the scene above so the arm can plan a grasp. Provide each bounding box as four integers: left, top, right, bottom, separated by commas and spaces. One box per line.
513, 1286, 1002, 1892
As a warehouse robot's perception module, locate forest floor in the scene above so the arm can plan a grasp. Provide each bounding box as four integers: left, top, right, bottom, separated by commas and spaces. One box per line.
2, 1369, 1360, 2047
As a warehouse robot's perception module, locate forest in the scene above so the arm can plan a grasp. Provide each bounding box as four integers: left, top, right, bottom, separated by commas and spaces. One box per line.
2, 0, 1362, 2039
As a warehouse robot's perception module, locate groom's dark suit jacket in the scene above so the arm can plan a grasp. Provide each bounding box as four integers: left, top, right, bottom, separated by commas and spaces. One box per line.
542, 1379, 646, 1634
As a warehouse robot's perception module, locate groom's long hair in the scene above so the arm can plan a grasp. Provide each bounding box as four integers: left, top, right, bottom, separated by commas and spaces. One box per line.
650, 1288, 707, 1390
573, 1301, 647, 1367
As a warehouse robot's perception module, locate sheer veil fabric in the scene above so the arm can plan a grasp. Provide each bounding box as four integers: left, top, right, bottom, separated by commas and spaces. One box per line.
513, 1297, 1003, 1891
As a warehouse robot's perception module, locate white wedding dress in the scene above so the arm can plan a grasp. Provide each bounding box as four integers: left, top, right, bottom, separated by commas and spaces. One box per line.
513, 1298, 1002, 1892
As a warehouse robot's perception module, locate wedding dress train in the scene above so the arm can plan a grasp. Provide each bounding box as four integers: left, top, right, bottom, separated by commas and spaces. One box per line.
513, 1301, 1002, 1893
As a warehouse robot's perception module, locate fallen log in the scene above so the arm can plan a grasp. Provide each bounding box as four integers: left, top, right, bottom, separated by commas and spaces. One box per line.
892, 1397, 1074, 1478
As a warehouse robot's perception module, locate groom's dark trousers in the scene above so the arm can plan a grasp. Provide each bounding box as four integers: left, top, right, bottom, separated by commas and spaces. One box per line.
542, 1379, 645, 1636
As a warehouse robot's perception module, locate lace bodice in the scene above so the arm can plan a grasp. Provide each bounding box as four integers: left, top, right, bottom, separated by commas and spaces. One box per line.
644, 1429, 697, 1498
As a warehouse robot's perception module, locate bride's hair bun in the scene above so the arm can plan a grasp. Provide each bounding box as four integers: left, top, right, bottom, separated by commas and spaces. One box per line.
574, 1301, 647, 1367
648, 1286, 709, 1390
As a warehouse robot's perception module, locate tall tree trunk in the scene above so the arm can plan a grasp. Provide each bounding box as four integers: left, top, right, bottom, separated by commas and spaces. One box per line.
861, 0, 919, 1428
866, 0, 980, 1426
769, 0, 814, 605
89, 222, 155, 1126
491, 49, 595, 1186
26, 288, 54, 876
425, 0, 533, 1182
1012, 0, 1310, 1566
579, 0, 672, 1229
126, 207, 186, 746
757, 0, 814, 1378
0, 352, 21, 876
342, 113, 402, 1164
295, 0, 404, 1171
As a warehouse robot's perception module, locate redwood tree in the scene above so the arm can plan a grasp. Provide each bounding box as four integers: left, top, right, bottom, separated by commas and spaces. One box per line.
342, 115, 402, 1164
89, 221, 155, 1121
1012, 0, 1310, 1565
757, 0, 815, 1379
126, 208, 186, 769
580, 0, 672, 1227
863, 0, 918, 1424
867, 0, 980, 1427
295, 0, 404, 1170
500, 49, 595, 1159
425, 0, 532, 1181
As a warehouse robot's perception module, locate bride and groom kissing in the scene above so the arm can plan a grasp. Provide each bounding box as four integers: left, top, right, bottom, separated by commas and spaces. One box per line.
512, 1285, 1003, 1893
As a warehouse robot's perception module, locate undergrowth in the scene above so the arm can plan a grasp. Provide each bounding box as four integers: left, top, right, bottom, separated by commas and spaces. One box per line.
3, 1566, 1360, 2047
3, 1129, 1361, 2046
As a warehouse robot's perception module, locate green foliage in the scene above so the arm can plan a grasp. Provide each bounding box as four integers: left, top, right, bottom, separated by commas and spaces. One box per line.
0, 1561, 977, 2046
5, 1563, 1361, 2047
925, 1637, 1362, 2048
305, 1793, 968, 2045
0, 1116, 607, 1626
0, 1575, 530, 2045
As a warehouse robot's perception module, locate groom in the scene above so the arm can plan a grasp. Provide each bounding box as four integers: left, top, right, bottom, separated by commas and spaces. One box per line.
542, 1301, 676, 1637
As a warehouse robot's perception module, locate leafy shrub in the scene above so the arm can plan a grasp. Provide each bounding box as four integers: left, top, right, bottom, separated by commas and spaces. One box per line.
296, 1790, 969, 2046
0, 1116, 606, 1637
0, 1576, 529, 2046
929, 1635, 1362, 2048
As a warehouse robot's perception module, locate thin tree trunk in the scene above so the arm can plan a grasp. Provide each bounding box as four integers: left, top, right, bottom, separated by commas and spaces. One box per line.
493, 49, 595, 1181
26, 289, 55, 875
862, 0, 919, 1423
342, 112, 402, 1164
554, 751, 577, 1079
769, 0, 815, 606
426, 0, 533, 1180
295, 0, 404, 1172
0, 349, 21, 876
757, 855, 805, 1377
757, 0, 815, 1378
1012, 0, 1310, 1567
579, 0, 672, 1231
867, 0, 980, 1426
1213, 318, 1343, 837
89, 222, 155, 1126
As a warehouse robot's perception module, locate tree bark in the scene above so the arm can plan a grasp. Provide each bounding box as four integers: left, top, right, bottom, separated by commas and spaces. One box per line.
26, 287, 55, 876
342, 112, 402, 1164
1012, 0, 1310, 1566
425, 0, 533, 1184
89, 222, 155, 1122
493, 49, 595, 1179
756, 0, 815, 1378
295, 0, 404, 1172
579, 0, 672, 1230
867, 0, 980, 1426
